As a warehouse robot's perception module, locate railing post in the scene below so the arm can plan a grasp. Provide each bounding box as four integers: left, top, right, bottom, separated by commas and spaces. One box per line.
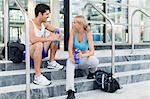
14, 0, 30, 99
131, 9, 150, 54
83, 3, 115, 76
3, 0, 9, 61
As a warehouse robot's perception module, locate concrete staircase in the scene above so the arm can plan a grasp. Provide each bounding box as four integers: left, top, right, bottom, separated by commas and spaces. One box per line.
0, 47, 150, 99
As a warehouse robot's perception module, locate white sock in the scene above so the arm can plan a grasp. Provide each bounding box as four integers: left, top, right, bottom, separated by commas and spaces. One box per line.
49, 61, 56, 64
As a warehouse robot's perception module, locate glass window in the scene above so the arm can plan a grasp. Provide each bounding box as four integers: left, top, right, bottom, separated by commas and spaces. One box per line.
71, 0, 128, 44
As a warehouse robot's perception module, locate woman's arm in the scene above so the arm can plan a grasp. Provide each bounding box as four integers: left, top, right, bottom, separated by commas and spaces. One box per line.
68, 29, 74, 59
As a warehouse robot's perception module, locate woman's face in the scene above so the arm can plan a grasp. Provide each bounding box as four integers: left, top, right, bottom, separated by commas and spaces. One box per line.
72, 18, 81, 31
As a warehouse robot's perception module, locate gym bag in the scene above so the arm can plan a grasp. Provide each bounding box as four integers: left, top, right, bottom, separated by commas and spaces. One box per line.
95, 70, 120, 93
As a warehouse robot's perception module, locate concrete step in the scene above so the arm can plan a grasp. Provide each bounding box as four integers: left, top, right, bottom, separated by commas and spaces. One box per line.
95, 43, 150, 50
1, 72, 150, 99
0, 59, 66, 71
1, 50, 150, 72
0, 77, 96, 99
47, 80, 150, 99
1, 59, 150, 77
0, 49, 150, 98
1, 59, 150, 87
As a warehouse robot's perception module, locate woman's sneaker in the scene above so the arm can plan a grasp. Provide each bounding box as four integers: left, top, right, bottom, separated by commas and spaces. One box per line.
66, 90, 75, 99
47, 61, 64, 70
33, 74, 52, 86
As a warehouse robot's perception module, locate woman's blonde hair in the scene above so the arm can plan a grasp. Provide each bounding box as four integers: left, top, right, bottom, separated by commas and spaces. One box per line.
75, 15, 90, 32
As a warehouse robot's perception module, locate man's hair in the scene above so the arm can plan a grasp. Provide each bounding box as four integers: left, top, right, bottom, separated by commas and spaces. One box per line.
35, 4, 50, 17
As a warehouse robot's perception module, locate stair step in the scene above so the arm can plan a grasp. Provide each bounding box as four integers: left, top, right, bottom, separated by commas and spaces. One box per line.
1, 53, 150, 72
0, 77, 96, 98
1, 73, 150, 98
95, 43, 150, 50
1, 59, 150, 77
0, 68, 60, 77
0, 49, 150, 71
0, 60, 12, 64
98, 59, 150, 67
47, 80, 150, 99
1, 59, 150, 87
115, 68, 150, 78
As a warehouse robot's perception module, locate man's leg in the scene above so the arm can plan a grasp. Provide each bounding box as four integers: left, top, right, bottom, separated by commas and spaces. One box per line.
50, 43, 58, 62
30, 42, 43, 76
43, 41, 58, 61
46, 42, 64, 69
30, 42, 52, 86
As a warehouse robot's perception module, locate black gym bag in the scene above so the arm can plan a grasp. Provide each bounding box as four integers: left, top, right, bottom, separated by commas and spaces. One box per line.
2, 41, 25, 63
95, 70, 120, 93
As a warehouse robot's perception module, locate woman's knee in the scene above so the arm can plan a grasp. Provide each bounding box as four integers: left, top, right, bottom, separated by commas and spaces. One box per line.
88, 56, 99, 66
67, 59, 74, 66
66, 59, 76, 69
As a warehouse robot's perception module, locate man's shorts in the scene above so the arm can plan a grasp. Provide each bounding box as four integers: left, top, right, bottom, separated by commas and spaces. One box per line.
23, 48, 48, 65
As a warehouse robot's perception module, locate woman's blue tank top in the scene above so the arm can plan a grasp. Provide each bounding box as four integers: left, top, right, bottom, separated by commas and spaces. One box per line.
73, 32, 89, 51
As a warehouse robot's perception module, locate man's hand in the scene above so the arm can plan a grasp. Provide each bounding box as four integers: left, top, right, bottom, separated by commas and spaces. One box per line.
47, 34, 61, 41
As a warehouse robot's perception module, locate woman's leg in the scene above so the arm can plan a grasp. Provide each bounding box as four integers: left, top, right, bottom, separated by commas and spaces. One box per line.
87, 56, 99, 73
66, 59, 76, 92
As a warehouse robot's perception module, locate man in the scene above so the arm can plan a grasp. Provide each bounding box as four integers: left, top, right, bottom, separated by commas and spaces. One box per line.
21, 4, 63, 86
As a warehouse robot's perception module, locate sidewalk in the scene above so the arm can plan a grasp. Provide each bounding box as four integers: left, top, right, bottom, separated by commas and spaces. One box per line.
49, 80, 150, 99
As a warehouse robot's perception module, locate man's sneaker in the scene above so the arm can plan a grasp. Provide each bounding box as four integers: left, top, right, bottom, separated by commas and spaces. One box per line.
33, 74, 52, 86
47, 61, 64, 70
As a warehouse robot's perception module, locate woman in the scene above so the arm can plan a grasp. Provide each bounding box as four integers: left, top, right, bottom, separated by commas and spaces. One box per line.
66, 15, 99, 99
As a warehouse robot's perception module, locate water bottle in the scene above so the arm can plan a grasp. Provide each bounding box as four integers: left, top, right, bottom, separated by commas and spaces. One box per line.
53, 28, 60, 45
74, 48, 80, 64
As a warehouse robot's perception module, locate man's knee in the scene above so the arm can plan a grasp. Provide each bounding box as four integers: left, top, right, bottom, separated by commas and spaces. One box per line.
34, 42, 43, 50
50, 42, 58, 49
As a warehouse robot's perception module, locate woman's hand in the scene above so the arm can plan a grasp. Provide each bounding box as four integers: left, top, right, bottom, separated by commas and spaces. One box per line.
69, 57, 74, 64
78, 50, 91, 58
77, 50, 85, 58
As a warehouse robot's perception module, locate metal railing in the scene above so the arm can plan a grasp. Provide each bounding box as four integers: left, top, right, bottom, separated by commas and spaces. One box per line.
3, 0, 30, 99
83, 3, 115, 76
131, 9, 150, 53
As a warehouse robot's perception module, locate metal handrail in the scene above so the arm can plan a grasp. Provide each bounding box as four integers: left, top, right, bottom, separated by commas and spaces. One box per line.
83, 3, 115, 76
3, 0, 9, 61
14, 0, 30, 99
131, 9, 150, 53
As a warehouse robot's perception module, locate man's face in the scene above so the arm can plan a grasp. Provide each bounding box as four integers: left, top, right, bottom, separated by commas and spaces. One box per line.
40, 10, 50, 22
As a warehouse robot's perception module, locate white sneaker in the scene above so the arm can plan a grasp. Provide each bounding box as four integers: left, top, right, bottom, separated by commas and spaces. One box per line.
33, 74, 52, 86
47, 61, 64, 70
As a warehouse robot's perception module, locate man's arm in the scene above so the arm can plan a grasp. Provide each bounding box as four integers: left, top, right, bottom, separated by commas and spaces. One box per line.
44, 22, 57, 32
23, 21, 59, 44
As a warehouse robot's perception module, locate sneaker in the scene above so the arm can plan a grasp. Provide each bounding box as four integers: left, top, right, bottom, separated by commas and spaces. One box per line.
47, 61, 64, 70
33, 74, 52, 86
66, 90, 75, 99
87, 71, 95, 79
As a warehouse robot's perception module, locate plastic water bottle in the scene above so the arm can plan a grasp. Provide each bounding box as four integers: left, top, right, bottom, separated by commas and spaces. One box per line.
53, 28, 60, 45
74, 48, 80, 64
